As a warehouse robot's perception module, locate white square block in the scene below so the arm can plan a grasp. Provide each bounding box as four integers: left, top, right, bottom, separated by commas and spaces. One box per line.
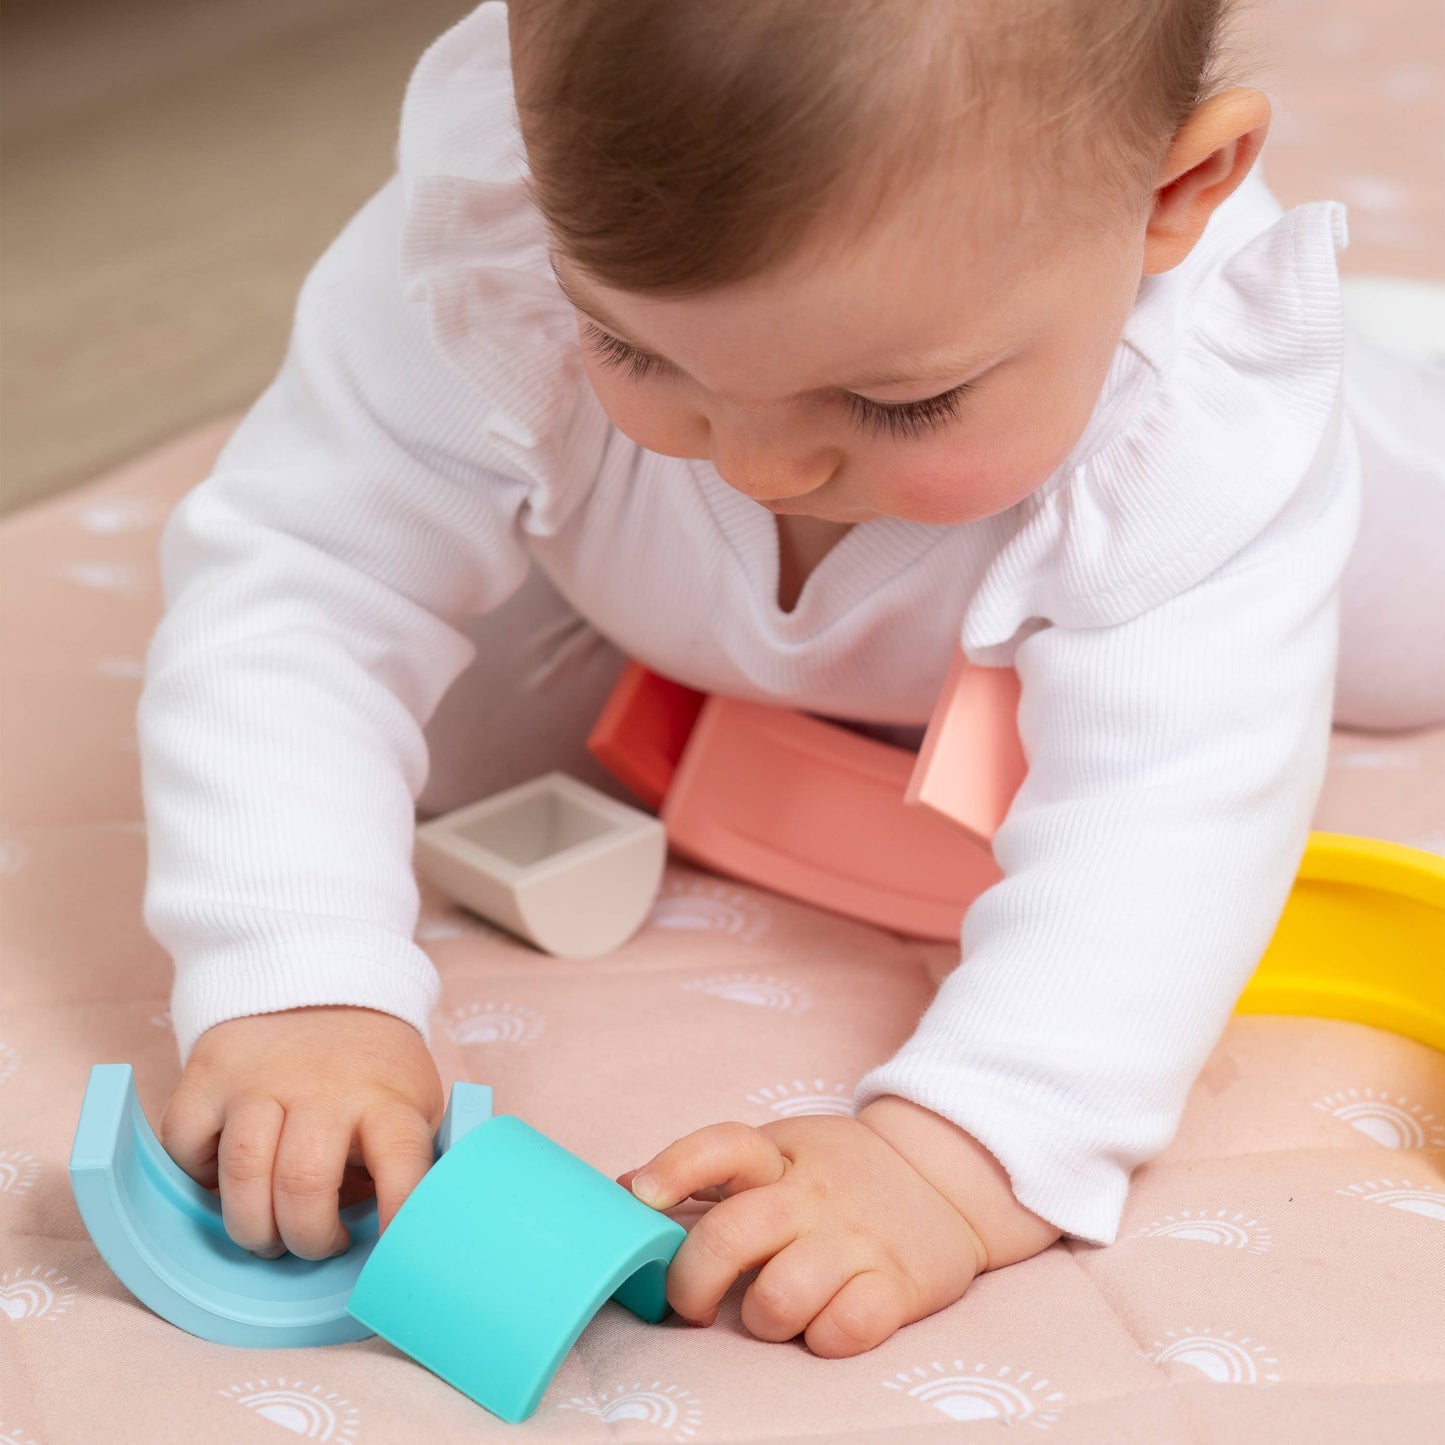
414, 771, 666, 957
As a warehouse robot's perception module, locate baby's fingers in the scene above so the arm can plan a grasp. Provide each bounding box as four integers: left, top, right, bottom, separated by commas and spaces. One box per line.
271, 1103, 356, 1259
357, 1105, 438, 1239
616, 1167, 722, 1205
158, 1076, 225, 1193
215, 1093, 289, 1257
627, 1122, 786, 1211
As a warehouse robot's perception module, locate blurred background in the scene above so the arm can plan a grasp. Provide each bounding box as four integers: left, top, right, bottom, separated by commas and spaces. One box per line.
1, 0, 1441, 517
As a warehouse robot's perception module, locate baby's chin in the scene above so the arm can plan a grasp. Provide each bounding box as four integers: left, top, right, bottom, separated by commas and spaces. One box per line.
845, 496, 1012, 528
772, 497, 970, 526
767, 477, 1048, 527
766, 499, 884, 525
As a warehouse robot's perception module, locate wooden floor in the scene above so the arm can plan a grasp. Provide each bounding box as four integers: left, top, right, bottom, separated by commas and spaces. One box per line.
2, 0, 1440, 517
1, 0, 470, 515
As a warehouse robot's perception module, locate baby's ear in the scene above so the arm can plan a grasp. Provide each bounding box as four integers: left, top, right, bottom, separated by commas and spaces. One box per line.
1142, 87, 1272, 274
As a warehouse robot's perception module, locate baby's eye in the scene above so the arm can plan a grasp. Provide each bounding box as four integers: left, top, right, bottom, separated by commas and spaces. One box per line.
580, 322, 670, 383
581, 320, 973, 440
841, 385, 974, 440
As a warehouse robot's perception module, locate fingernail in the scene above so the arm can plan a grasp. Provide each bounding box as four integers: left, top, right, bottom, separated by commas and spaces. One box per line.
630, 1172, 660, 1205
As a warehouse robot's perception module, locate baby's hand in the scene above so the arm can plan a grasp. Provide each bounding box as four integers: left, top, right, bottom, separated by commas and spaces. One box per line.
618, 1097, 1060, 1356
159, 1005, 444, 1260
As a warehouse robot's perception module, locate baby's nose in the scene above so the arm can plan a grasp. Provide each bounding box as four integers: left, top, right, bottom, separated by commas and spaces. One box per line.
710, 441, 836, 504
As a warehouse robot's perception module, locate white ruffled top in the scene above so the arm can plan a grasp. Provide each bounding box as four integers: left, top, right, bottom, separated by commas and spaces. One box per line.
137, 0, 1362, 1243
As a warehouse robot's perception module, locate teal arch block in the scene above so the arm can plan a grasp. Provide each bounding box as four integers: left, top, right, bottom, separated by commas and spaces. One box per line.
68, 1062, 494, 1348
346, 1113, 687, 1424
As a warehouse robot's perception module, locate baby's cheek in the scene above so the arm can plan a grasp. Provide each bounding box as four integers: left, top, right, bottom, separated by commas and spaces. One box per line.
583, 368, 705, 459
886, 437, 1041, 524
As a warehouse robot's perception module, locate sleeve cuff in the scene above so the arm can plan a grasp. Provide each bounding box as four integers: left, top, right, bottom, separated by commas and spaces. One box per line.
169, 940, 442, 1069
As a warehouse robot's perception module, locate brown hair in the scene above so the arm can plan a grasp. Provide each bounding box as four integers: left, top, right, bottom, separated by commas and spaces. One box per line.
508, 0, 1239, 296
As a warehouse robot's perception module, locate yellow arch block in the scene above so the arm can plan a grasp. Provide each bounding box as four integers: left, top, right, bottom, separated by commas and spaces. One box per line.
1238, 832, 1445, 1052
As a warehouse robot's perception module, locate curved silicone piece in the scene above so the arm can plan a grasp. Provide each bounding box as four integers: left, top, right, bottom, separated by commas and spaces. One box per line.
662, 694, 1002, 939
906, 650, 1026, 842
587, 659, 707, 809
1238, 832, 1445, 1052
346, 1114, 687, 1424
68, 1064, 494, 1347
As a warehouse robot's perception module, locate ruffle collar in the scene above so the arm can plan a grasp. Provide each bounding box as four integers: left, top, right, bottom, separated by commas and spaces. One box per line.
961, 187, 1350, 659
394, 1, 597, 527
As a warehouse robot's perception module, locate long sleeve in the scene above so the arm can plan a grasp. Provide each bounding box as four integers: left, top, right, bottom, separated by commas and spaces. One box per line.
136, 170, 588, 1068
854, 396, 1363, 1243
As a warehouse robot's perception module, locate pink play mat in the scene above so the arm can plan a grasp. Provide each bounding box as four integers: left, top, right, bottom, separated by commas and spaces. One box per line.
2, 3, 1442, 1440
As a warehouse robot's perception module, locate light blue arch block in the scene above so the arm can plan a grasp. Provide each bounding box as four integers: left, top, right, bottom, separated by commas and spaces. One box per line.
68, 1062, 494, 1347
345, 1113, 687, 1424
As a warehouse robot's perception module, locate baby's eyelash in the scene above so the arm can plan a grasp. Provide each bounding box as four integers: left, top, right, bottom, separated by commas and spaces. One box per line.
580, 321, 972, 439
582, 323, 669, 383
840, 385, 973, 440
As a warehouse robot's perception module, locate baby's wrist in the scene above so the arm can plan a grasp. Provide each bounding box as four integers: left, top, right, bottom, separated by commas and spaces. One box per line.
857, 1095, 1061, 1270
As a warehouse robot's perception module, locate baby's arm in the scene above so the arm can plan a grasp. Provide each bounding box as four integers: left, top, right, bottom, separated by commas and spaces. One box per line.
617, 409, 1360, 1351
138, 173, 565, 1255
141, 172, 534, 1065
854, 403, 1362, 1247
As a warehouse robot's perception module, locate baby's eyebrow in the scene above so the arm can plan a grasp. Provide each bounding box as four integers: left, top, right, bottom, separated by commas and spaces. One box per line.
548, 253, 992, 395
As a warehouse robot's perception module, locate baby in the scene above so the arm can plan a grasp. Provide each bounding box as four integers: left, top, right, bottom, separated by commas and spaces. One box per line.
137, 0, 1444, 1357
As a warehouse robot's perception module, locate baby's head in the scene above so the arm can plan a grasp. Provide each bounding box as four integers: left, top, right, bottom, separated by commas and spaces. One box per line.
508, 0, 1267, 526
